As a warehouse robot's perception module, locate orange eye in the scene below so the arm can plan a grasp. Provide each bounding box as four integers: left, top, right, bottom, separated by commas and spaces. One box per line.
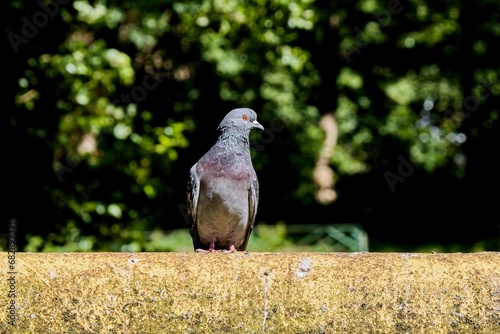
242, 114, 248, 121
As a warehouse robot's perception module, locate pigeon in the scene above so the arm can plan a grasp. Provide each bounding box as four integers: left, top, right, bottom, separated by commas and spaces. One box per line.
186, 108, 264, 252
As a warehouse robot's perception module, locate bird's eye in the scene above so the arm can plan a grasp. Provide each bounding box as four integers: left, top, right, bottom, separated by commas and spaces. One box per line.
242, 114, 248, 121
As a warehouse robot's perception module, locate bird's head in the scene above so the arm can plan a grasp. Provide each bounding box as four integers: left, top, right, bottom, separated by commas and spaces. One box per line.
217, 108, 264, 132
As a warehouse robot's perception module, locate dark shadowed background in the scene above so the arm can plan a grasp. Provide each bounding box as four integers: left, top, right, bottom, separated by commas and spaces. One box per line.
2, 0, 499, 252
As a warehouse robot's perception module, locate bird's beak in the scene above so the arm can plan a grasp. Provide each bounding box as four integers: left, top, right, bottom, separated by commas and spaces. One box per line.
252, 120, 264, 131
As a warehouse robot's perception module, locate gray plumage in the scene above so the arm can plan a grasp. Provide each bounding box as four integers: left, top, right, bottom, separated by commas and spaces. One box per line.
187, 108, 264, 252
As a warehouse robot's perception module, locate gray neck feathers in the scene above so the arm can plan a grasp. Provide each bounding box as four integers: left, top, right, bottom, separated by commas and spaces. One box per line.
217, 126, 250, 151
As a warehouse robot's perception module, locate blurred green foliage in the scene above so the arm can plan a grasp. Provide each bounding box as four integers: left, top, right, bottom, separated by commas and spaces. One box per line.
4, 0, 500, 252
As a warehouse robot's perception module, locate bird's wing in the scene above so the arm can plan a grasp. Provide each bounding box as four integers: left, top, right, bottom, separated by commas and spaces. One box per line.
240, 173, 259, 251
187, 164, 202, 249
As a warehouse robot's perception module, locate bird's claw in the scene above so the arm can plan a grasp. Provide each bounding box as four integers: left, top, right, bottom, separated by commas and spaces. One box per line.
196, 248, 220, 253
220, 243, 237, 253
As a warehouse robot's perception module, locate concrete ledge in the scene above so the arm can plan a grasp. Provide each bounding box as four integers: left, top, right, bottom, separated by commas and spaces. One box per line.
1, 252, 500, 333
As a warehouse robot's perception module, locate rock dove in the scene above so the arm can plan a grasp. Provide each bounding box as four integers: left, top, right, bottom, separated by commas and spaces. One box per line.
187, 108, 264, 252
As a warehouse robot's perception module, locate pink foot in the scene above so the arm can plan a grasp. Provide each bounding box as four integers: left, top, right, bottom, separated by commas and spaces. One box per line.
196, 242, 219, 253
227, 242, 236, 253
